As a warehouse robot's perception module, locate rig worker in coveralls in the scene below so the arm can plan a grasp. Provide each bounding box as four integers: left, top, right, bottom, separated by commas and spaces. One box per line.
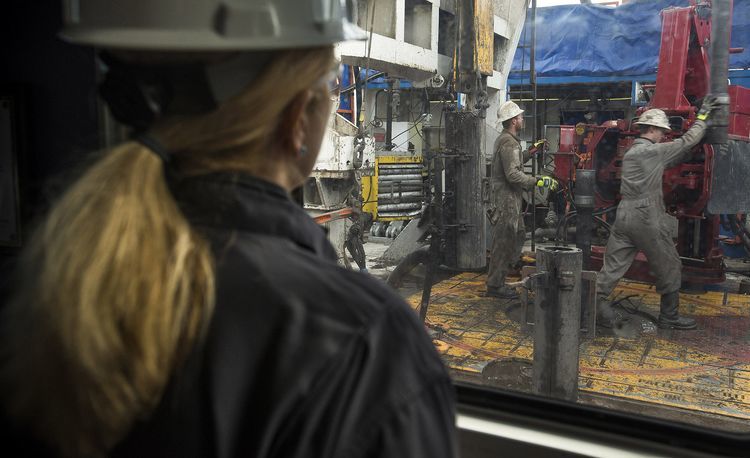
597, 102, 718, 330
486, 101, 557, 299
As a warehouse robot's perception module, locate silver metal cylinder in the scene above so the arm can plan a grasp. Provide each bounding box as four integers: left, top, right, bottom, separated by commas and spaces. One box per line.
532, 246, 582, 402
378, 164, 423, 169
377, 203, 423, 211
378, 210, 423, 218
707, 0, 731, 144
377, 191, 423, 199
377, 174, 422, 182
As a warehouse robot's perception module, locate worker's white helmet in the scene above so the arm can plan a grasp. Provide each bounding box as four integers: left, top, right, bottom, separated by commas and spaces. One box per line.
498, 101, 524, 123
61, 0, 367, 50
634, 108, 671, 131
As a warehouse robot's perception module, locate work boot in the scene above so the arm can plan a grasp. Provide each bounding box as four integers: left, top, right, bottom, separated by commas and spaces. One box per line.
596, 294, 617, 328
486, 286, 519, 299
657, 291, 697, 330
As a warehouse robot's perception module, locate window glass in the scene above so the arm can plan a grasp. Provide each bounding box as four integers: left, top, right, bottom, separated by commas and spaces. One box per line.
325, 0, 750, 435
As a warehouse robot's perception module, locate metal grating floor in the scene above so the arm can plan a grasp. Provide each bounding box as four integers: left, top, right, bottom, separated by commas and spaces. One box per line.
405, 273, 750, 424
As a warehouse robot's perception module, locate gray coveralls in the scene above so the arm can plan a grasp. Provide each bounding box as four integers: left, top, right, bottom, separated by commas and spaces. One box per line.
487, 130, 537, 290
596, 120, 707, 297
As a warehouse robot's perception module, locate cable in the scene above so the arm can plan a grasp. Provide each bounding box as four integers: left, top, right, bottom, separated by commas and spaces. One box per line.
340, 71, 386, 95
593, 215, 611, 229
519, 6, 528, 86
359, 0, 377, 130
393, 130, 422, 151
358, 0, 378, 209
511, 92, 577, 115
390, 113, 428, 143
438, 103, 446, 149
409, 89, 430, 141
372, 89, 386, 122
555, 206, 616, 240
612, 295, 659, 323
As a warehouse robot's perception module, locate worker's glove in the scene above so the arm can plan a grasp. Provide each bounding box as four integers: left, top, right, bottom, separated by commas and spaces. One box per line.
528, 139, 547, 155
696, 95, 719, 121
536, 175, 559, 191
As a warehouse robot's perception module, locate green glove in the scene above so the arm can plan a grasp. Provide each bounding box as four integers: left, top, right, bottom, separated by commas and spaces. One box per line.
536, 176, 558, 191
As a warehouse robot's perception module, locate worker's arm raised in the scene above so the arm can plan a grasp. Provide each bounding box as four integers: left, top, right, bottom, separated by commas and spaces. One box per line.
655, 119, 707, 169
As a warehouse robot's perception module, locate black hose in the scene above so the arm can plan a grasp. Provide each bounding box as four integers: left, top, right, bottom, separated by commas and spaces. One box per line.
612, 295, 659, 324
386, 245, 486, 289
556, 206, 616, 241
387, 246, 431, 289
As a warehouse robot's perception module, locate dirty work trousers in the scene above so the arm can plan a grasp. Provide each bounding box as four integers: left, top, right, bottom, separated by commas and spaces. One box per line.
487, 194, 525, 289
596, 197, 681, 297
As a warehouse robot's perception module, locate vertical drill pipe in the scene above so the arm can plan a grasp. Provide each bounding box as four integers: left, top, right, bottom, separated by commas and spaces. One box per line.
574, 170, 596, 270
707, 0, 731, 144
456, 0, 476, 94
532, 247, 582, 402
574, 171, 595, 329
531, 0, 538, 139
419, 124, 444, 322
419, 150, 444, 322
386, 78, 394, 150
530, 0, 538, 252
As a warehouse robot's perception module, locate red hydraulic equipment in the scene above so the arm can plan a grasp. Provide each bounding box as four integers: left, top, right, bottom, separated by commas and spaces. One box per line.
553, 0, 750, 285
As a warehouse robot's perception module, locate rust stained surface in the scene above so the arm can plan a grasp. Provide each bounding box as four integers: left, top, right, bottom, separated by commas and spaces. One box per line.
475, 0, 494, 76
405, 273, 750, 421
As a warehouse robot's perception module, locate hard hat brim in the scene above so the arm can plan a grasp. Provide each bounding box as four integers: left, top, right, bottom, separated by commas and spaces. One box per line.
343, 22, 368, 42
61, 27, 366, 50
60, 0, 368, 51
634, 121, 671, 131
498, 108, 524, 123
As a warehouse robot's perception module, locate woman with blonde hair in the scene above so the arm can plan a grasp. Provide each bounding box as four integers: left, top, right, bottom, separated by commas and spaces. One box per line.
0, 1, 456, 456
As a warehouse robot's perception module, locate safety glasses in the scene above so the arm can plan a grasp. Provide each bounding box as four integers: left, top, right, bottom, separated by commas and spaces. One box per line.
320, 63, 343, 101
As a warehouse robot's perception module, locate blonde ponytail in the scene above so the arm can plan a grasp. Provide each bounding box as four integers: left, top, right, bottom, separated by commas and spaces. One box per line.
1, 143, 214, 456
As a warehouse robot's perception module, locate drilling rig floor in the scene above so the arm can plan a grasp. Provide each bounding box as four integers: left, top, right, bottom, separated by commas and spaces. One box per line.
401, 271, 750, 432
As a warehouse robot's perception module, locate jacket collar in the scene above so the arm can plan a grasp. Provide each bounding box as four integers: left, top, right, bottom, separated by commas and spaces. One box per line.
501, 129, 521, 143
169, 172, 338, 261
634, 136, 656, 145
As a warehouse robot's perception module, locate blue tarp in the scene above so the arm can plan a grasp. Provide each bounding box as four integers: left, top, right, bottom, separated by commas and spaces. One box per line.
510, 0, 750, 79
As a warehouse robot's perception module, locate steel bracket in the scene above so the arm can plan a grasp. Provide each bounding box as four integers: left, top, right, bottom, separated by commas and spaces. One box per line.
521, 266, 598, 338
558, 270, 576, 290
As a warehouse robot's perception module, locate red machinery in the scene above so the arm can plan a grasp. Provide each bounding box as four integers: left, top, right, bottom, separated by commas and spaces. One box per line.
553, 0, 750, 285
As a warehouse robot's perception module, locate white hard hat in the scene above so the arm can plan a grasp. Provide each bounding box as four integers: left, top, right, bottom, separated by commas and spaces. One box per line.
61, 0, 367, 50
498, 101, 524, 123
635, 108, 671, 131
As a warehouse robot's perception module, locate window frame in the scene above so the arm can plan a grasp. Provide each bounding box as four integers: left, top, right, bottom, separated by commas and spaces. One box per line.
456, 382, 749, 457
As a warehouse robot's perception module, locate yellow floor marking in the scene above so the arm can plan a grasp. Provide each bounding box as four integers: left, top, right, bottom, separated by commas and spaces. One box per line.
408, 275, 750, 421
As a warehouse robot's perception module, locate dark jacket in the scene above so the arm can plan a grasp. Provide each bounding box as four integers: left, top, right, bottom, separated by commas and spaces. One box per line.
112, 173, 457, 458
